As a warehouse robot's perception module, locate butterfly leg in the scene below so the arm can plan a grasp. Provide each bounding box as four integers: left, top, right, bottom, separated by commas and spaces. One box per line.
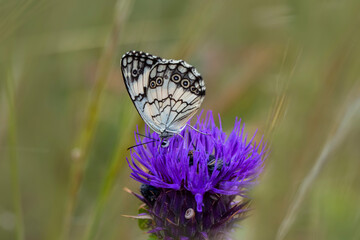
175, 132, 185, 140
186, 124, 210, 136
175, 132, 196, 149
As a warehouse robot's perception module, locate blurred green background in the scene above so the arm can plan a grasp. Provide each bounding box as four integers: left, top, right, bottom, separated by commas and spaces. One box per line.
1, 0, 360, 239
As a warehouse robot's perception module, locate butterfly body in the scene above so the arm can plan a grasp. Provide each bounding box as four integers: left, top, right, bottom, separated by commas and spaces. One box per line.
121, 50, 205, 144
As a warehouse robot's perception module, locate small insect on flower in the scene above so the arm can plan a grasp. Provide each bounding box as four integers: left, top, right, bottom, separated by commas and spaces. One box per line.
121, 50, 206, 147
126, 111, 268, 240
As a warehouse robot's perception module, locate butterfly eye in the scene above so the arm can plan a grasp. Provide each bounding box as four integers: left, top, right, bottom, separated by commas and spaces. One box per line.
181, 79, 190, 88
161, 140, 169, 148
132, 69, 138, 77
149, 80, 157, 89
156, 77, 163, 86
171, 74, 181, 82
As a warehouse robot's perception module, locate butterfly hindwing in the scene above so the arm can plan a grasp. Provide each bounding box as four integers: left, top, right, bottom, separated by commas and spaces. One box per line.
121, 50, 205, 138
144, 60, 205, 135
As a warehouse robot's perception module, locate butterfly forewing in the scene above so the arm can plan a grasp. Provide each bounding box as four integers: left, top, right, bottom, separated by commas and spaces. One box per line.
121, 51, 161, 101
121, 50, 205, 138
121, 51, 162, 132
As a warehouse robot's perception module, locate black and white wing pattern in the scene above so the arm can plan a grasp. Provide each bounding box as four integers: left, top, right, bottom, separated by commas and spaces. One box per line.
121, 50, 205, 139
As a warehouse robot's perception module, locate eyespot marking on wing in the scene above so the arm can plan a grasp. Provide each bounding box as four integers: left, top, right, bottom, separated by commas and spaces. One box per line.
121, 50, 205, 139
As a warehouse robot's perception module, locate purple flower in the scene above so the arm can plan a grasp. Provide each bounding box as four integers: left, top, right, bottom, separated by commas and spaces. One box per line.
127, 111, 267, 240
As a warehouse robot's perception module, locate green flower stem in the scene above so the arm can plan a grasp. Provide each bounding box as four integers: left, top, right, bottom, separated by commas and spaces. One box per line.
6, 68, 25, 240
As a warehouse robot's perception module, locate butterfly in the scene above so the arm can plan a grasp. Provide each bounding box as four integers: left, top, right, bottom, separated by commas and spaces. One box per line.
121, 50, 206, 147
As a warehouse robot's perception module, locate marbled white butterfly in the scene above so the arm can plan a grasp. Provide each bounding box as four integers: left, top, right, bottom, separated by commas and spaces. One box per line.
121, 50, 205, 147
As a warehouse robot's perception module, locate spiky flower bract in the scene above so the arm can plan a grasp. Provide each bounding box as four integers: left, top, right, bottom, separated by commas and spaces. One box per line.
127, 111, 267, 240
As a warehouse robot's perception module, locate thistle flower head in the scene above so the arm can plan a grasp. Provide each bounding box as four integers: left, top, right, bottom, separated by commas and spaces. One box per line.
127, 111, 267, 240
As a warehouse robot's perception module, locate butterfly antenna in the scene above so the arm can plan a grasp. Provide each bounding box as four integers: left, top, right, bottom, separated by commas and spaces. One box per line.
135, 132, 157, 140
127, 140, 157, 150
186, 124, 210, 136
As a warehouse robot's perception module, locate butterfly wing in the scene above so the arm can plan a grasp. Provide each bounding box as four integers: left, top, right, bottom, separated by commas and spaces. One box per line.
121, 50, 206, 138
121, 51, 163, 133
144, 60, 206, 137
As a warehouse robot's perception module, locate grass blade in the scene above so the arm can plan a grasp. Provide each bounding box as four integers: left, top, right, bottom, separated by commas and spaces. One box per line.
6, 66, 25, 240
276, 96, 360, 240
61, 0, 133, 238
